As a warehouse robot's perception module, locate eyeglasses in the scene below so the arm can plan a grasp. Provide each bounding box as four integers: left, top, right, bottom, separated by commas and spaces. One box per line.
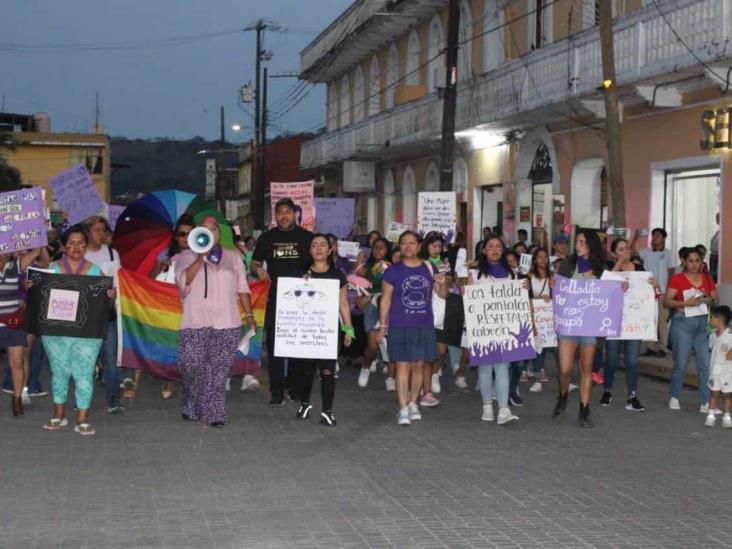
176, 231, 190, 237
294, 290, 316, 297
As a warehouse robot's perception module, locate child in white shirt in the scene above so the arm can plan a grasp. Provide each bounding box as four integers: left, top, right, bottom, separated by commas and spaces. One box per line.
705, 305, 732, 428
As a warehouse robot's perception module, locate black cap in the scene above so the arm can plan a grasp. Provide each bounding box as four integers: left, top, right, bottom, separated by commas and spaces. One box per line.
275, 197, 296, 211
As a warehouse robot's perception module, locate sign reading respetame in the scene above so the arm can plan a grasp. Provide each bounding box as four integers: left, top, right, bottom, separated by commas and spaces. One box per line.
49, 164, 105, 224
0, 187, 48, 253
274, 277, 340, 359
552, 275, 624, 337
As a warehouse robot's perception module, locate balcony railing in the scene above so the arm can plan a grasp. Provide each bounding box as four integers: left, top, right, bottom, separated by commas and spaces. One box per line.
301, 0, 729, 169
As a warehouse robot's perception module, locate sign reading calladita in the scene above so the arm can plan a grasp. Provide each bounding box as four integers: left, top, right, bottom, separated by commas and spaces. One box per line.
701, 108, 732, 150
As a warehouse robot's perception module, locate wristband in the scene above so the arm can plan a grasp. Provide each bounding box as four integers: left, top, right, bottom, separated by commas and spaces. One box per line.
341, 325, 356, 339
245, 313, 254, 318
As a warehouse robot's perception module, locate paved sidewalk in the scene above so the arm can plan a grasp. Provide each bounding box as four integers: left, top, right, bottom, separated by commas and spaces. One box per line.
1, 361, 731, 548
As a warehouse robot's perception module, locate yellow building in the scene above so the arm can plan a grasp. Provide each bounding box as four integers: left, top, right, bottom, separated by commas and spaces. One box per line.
2, 131, 110, 209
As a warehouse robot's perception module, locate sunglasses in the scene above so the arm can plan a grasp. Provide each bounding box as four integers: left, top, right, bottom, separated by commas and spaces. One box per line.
294, 290, 316, 297
176, 231, 190, 237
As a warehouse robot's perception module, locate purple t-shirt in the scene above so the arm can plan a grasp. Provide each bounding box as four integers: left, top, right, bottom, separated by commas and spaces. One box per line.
382, 261, 434, 328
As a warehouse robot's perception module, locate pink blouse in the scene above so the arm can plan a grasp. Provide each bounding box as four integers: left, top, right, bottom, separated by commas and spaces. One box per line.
175, 248, 250, 330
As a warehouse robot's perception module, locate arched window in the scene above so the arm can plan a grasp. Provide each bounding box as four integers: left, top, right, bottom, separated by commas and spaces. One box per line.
453, 156, 468, 198
483, 0, 505, 72
386, 43, 399, 109
457, 0, 474, 81
327, 82, 337, 131
406, 30, 421, 86
353, 65, 365, 123
339, 74, 351, 128
402, 166, 417, 227
425, 161, 440, 191
383, 169, 396, 234
368, 55, 380, 117
427, 16, 445, 92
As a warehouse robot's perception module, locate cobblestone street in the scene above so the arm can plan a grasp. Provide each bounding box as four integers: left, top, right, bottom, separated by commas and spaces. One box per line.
2, 362, 731, 548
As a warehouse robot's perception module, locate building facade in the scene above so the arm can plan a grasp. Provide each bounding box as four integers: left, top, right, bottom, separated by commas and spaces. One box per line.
300, 0, 732, 302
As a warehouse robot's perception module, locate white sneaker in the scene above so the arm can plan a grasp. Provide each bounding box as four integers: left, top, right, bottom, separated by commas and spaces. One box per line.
369, 360, 377, 373
529, 381, 542, 393
21, 386, 31, 406
723, 414, 732, 429
382, 364, 389, 375
357, 368, 370, 388
431, 373, 441, 395
240, 375, 260, 391
398, 407, 411, 426
225, 378, 231, 392
714, 408, 724, 416
481, 403, 494, 422
497, 407, 519, 425
385, 377, 396, 391
455, 376, 468, 390
408, 402, 422, 421
705, 413, 716, 427
700, 403, 710, 414
568, 383, 579, 393
669, 398, 681, 410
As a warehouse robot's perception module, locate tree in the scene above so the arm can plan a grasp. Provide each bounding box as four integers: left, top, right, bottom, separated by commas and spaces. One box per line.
0, 132, 22, 192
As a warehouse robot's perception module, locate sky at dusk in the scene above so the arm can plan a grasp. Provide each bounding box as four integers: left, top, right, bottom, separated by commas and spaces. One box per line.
1, 0, 350, 141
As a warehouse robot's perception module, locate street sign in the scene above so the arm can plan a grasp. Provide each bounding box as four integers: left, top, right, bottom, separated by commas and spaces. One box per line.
205, 159, 216, 200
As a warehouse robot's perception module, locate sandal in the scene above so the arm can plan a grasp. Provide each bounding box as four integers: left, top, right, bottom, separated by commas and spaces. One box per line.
74, 423, 96, 436
161, 381, 174, 400
43, 417, 68, 431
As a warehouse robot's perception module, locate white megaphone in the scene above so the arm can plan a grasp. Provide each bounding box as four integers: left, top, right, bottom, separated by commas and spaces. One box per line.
188, 226, 214, 254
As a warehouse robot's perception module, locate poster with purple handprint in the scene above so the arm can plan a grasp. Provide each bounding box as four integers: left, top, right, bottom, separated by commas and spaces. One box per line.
464, 279, 536, 366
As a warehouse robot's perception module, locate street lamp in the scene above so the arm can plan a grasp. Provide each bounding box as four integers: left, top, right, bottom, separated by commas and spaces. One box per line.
232, 123, 242, 132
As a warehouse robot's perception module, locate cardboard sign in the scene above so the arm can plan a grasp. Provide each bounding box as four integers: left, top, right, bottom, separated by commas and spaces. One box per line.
553, 275, 624, 337
601, 271, 658, 340
464, 279, 536, 366
270, 181, 315, 231
0, 187, 48, 253
274, 277, 340, 359
49, 164, 105, 224
417, 192, 456, 243
337, 241, 361, 262
532, 298, 557, 348
314, 198, 355, 238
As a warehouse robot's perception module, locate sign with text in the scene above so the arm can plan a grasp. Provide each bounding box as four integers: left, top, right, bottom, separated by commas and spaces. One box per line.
274, 277, 340, 359
105, 204, 125, 230
386, 221, 410, 242
270, 181, 315, 231
519, 253, 533, 275
552, 275, 624, 337
49, 164, 105, 224
601, 271, 657, 340
24, 268, 113, 338
337, 241, 360, 262
0, 187, 48, 253
314, 198, 355, 238
464, 279, 536, 366
417, 192, 456, 243
532, 298, 557, 349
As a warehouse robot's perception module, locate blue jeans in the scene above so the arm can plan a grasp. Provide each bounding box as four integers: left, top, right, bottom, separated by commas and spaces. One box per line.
533, 347, 556, 374
27, 337, 44, 393
98, 319, 121, 407
669, 315, 710, 404
478, 362, 509, 408
509, 361, 528, 395
604, 339, 641, 395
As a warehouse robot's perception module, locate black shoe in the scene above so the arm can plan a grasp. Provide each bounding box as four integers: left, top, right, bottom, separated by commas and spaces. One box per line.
642, 349, 656, 357
269, 391, 284, 407
600, 391, 612, 406
509, 393, 523, 407
655, 350, 667, 358
181, 413, 193, 421
625, 395, 645, 412
553, 392, 568, 419
579, 403, 594, 428
320, 411, 337, 426
209, 421, 225, 428
296, 403, 312, 419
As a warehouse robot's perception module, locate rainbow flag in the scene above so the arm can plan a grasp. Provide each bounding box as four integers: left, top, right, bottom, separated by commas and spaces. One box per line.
118, 267, 268, 381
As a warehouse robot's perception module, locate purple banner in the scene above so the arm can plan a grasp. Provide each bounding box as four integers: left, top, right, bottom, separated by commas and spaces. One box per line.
106, 204, 125, 230
0, 187, 48, 253
314, 198, 355, 239
553, 275, 624, 337
49, 164, 104, 224
464, 279, 536, 366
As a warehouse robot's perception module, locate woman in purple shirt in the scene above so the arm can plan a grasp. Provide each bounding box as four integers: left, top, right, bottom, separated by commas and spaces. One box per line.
378, 231, 436, 426
175, 217, 256, 427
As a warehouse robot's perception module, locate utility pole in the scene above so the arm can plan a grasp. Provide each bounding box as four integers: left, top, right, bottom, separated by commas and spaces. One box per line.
439, 0, 460, 192
258, 67, 268, 218
218, 105, 225, 212
598, 0, 626, 227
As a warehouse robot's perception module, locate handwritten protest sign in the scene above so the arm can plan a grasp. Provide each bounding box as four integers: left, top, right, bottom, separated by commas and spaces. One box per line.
105, 204, 126, 230
0, 187, 48, 253
337, 241, 360, 262
553, 275, 624, 337
314, 198, 355, 238
24, 268, 113, 338
274, 277, 340, 359
532, 298, 557, 349
417, 192, 456, 242
270, 181, 315, 231
49, 164, 105, 224
601, 271, 657, 340
464, 279, 536, 366
386, 221, 409, 242
519, 253, 533, 275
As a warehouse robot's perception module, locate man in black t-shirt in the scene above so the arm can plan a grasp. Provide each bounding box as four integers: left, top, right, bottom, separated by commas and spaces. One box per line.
251, 198, 314, 405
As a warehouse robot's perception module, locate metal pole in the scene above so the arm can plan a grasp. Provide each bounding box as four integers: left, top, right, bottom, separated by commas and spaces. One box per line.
252, 21, 264, 229
259, 67, 268, 220
218, 105, 225, 212
439, 0, 460, 192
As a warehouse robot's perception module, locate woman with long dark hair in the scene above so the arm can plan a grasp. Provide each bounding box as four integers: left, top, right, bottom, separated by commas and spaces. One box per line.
527, 247, 553, 393
554, 229, 606, 428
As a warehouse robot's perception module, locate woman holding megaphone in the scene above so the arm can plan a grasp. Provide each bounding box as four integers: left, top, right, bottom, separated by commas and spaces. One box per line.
175, 216, 256, 427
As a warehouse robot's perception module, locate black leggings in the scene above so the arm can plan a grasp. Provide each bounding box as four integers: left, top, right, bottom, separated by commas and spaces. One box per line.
294, 360, 336, 412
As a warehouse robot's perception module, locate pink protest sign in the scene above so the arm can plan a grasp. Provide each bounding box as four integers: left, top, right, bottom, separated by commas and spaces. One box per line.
270, 181, 314, 231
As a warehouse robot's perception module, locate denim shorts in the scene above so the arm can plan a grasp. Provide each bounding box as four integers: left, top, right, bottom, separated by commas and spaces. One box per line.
557, 334, 597, 346
363, 301, 379, 332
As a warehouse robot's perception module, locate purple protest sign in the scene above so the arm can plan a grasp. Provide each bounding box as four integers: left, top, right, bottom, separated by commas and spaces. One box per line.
464, 279, 536, 366
0, 187, 48, 253
552, 275, 624, 337
49, 164, 105, 224
314, 198, 355, 239
106, 204, 125, 230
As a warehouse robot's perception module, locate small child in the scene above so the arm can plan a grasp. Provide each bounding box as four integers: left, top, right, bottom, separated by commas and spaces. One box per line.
705, 305, 732, 428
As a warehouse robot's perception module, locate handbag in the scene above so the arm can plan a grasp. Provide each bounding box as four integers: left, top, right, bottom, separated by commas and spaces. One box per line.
0, 307, 25, 330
